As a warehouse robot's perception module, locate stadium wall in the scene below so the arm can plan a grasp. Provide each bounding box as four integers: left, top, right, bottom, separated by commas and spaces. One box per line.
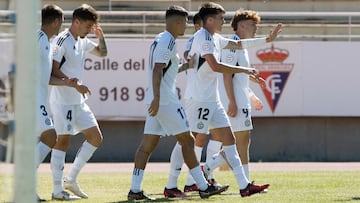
1, 117, 360, 162
64, 117, 360, 162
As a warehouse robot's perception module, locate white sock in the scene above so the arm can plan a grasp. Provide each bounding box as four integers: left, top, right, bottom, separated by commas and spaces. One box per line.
131, 168, 144, 193
206, 140, 222, 179
223, 145, 249, 189
37, 141, 51, 168
67, 141, 97, 181
243, 164, 250, 180
204, 151, 226, 173
189, 166, 208, 191
51, 149, 66, 195
186, 146, 202, 186
166, 142, 183, 189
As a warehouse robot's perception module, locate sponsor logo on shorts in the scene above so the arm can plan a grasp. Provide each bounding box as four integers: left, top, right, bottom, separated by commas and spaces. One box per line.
45, 118, 51, 126
245, 119, 251, 127
197, 121, 204, 129
67, 124, 72, 131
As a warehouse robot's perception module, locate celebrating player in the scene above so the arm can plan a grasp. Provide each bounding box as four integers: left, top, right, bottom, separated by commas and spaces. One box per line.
49, 4, 107, 200
127, 5, 228, 201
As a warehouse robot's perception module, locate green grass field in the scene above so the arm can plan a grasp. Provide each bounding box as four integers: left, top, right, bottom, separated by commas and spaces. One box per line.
1, 170, 360, 202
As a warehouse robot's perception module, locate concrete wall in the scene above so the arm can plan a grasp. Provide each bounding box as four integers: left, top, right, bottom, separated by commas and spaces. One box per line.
1, 117, 359, 162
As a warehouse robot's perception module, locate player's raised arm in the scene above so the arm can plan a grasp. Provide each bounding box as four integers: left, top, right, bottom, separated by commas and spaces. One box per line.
90, 24, 107, 57
223, 23, 282, 50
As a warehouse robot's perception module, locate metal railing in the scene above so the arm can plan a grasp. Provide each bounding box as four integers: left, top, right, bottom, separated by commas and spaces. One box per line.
1, 10, 360, 41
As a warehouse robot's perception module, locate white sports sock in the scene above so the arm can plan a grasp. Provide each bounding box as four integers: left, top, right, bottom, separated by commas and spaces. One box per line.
204, 151, 226, 173
51, 149, 66, 195
131, 168, 144, 193
166, 142, 183, 189
37, 141, 51, 168
67, 141, 97, 181
223, 145, 249, 189
243, 164, 250, 180
206, 140, 222, 179
189, 166, 208, 191
186, 146, 202, 186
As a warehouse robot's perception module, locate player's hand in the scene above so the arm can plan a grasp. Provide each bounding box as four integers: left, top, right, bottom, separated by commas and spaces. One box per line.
92, 24, 105, 39
188, 53, 196, 69
65, 78, 78, 87
75, 84, 92, 98
227, 101, 238, 117
148, 99, 159, 117
247, 68, 259, 78
251, 95, 263, 111
266, 23, 282, 42
255, 75, 266, 89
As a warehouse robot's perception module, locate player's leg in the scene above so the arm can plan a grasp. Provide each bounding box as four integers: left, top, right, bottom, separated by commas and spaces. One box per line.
234, 130, 250, 179
64, 103, 102, 199
176, 131, 229, 199
128, 114, 161, 201
128, 134, 159, 201
184, 133, 204, 192
203, 105, 268, 197
51, 134, 79, 200
38, 129, 56, 165
37, 103, 57, 167
49, 103, 79, 200
230, 108, 253, 180
205, 133, 222, 185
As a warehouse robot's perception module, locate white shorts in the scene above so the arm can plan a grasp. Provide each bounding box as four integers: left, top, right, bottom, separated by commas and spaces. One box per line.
144, 101, 189, 137
38, 103, 54, 133
187, 100, 230, 134
50, 102, 98, 135
229, 108, 253, 132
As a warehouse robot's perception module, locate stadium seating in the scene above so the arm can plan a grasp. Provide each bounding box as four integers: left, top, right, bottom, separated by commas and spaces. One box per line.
1, 1, 360, 40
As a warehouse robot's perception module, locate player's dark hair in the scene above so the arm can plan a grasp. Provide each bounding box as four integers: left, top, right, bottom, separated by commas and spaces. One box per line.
198, 2, 225, 23
73, 4, 99, 22
41, 4, 63, 25
193, 12, 202, 25
231, 9, 261, 31
165, 5, 188, 19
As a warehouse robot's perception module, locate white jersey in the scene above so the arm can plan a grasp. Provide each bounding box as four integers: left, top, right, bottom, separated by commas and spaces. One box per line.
145, 31, 180, 105
219, 34, 251, 109
188, 28, 230, 102
183, 36, 196, 100
50, 29, 96, 105
38, 30, 52, 104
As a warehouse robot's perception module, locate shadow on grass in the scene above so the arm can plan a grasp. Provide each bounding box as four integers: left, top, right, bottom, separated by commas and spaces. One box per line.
334, 197, 360, 202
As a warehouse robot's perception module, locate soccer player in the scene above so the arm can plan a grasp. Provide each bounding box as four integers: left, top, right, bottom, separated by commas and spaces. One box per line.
37, 4, 81, 201
171, 12, 225, 194
127, 5, 228, 201
49, 4, 107, 200
186, 2, 280, 197
219, 8, 266, 181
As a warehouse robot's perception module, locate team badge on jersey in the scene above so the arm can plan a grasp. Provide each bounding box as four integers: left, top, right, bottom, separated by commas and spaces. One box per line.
225, 54, 234, 63
53, 46, 59, 56
251, 44, 294, 113
163, 52, 170, 61
202, 42, 211, 52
